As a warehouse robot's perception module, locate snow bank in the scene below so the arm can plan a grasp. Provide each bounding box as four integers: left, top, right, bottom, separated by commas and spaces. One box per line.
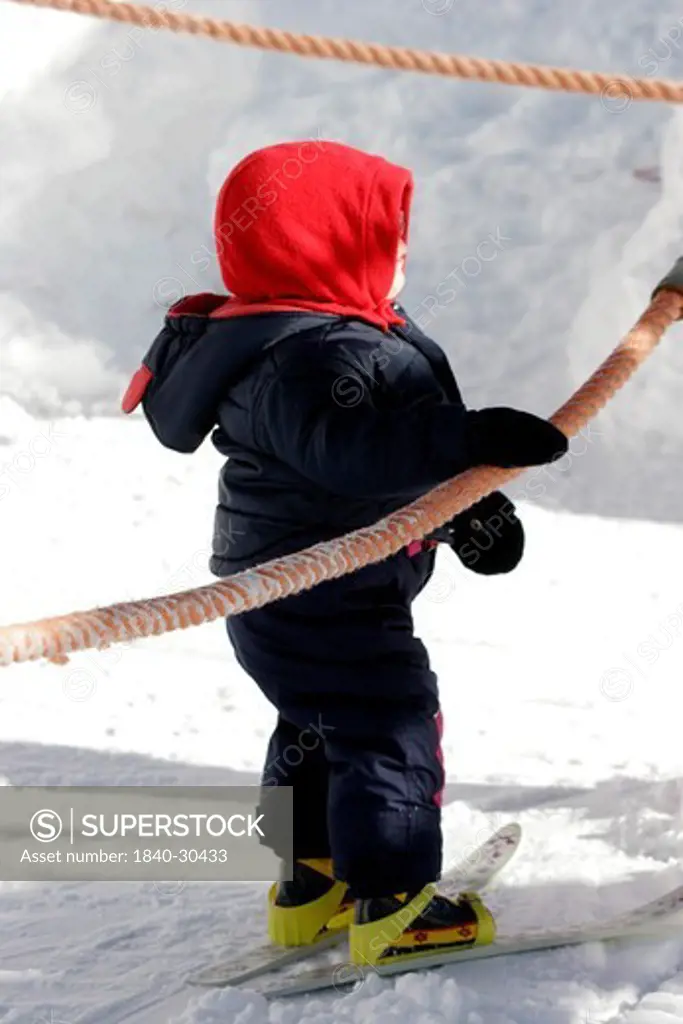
2, 0, 683, 519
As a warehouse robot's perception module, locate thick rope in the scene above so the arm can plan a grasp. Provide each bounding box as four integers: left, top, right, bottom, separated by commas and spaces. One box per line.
7, 0, 683, 104
2, 0, 683, 666
1, 286, 682, 667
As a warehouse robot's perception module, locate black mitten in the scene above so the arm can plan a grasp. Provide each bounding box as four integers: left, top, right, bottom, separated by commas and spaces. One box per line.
465, 408, 568, 469
433, 491, 524, 575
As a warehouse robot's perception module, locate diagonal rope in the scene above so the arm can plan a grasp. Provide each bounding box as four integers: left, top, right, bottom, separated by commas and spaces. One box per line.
1, 276, 682, 667
3, 0, 683, 666
6, 0, 683, 103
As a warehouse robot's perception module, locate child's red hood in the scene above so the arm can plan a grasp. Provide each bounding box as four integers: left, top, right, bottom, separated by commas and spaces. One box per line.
212, 140, 413, 331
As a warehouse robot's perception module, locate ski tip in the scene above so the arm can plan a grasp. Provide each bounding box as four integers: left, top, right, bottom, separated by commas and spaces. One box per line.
497, 822, 522, 843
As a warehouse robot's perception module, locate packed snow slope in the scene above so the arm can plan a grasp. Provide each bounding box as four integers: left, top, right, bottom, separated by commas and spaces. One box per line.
2, 409, 683, 1023
1, 0, 683, 521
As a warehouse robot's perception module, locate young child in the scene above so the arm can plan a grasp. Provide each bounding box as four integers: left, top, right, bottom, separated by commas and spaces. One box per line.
123, 140, 567, 965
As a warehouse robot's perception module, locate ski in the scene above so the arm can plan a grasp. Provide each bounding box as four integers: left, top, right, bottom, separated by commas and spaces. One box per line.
188, 821, 521, 989
248, 878, 683, 1000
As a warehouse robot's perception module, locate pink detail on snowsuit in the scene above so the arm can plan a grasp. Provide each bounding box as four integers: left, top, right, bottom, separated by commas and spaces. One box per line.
433, 708, 445, 807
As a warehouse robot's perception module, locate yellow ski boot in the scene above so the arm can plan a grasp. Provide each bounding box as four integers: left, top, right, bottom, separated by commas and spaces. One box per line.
350, 884, 496, 967
268, 858, 352, 947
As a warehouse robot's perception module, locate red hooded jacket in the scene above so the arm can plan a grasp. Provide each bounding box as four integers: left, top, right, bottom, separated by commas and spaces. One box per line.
210, 139, 412, 330
122, 140, 413, 413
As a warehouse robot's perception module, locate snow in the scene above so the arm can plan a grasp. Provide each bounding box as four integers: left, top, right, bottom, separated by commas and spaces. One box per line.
2, 415, 683, 1023
3, 0, 683, 1021
1, 0, 683, 519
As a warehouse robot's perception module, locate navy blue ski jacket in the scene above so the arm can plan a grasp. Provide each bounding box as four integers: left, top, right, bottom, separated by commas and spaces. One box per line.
132, 294, 476, 586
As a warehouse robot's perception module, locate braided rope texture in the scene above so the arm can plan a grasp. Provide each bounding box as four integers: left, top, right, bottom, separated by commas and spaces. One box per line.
3, 0, 683, 665
1, 290, 682, 667
8, 0, 683, 102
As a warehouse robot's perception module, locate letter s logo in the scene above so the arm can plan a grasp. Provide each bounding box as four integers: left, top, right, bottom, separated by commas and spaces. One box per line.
30, 809, 63, 843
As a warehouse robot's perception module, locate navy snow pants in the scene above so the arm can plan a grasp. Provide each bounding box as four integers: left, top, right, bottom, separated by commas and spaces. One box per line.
226, 549, 445, 898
